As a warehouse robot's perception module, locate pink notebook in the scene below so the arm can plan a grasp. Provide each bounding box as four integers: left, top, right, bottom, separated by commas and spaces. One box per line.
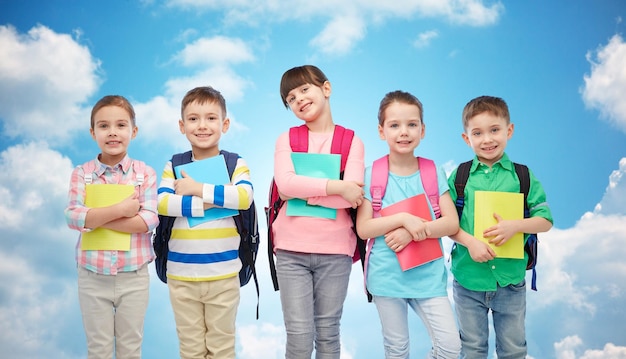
380, 194, 443, 271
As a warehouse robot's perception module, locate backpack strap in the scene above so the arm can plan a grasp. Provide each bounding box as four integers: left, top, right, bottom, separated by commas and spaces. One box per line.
172, 151, 193, 178
82, 161, 97, 184
221, 149, 261, 318
131, 161, 146, 187
289, 125, 309, 153
514, 163, 538, 290
418, 157, 440, 218
370, 155, 389, 213
330, 125, 354, 172
514, 163, 530, 214
453, 160, 473, 218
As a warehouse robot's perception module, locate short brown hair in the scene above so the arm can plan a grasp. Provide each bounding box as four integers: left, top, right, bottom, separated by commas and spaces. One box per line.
181, 86, 227, 119
462, 96, 510, 130
279, 65, 328, 108
378, 90, 423, 126
90, 95, 135, 129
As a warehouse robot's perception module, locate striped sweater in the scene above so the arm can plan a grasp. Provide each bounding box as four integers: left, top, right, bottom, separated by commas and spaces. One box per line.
157, 153, 253, 281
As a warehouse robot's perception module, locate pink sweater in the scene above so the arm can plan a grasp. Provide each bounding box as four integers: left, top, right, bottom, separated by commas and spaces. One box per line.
272, 128, 365, 256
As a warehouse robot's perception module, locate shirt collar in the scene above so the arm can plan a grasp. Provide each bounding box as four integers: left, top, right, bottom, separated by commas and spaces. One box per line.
470, 153, 514, 173
94, 155, 132, 175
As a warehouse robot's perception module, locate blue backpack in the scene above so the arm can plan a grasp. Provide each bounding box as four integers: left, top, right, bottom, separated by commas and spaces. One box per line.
453, 160, 539, 291
152, 150, 260, 315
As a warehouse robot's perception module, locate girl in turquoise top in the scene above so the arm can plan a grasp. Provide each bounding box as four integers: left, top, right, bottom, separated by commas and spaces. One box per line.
356, 91, 461, 358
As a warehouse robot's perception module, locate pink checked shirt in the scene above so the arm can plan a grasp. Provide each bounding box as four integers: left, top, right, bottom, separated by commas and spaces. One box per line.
65, 156, 158, 275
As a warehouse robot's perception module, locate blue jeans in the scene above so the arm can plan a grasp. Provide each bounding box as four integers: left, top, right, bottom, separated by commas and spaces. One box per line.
276, 250, 352, 359
453, 280, 526, 359
373, 295, 461, 359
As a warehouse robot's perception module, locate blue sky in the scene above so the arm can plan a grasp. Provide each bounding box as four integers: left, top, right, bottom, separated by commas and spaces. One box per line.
1, 1, 625, 358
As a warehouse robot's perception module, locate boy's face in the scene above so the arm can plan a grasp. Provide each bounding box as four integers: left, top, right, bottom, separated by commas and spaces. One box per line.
285, 81, 331, 123
378, 102, 425, 156
179, 100, 230, 159
90, 105, 137, 165
462, 112, 513, 167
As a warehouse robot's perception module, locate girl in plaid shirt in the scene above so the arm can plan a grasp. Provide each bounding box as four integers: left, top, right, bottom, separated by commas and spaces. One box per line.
65, 95, 158, 359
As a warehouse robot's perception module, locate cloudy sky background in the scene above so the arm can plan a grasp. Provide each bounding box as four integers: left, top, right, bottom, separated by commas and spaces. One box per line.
1, 1, 626, 358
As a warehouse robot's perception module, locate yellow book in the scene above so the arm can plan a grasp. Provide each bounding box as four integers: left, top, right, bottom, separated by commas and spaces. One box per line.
82, 184, 134, 251
474, 191, 524, 259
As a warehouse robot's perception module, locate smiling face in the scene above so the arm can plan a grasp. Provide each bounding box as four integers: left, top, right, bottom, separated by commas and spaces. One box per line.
462, 111, 514, 167
378, 101, 425, 156
179, 99, 230, 159
90, 105, 137, 165
285, 81, 331, 124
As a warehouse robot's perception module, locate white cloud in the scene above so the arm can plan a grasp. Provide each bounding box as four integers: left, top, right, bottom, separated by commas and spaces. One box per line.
310, 14, 367, 56
594, 157, 626, 215
164, 0, 504, 56
0, 25, 101, 143
413, 30, 439, 48
174, 36, 255, 67
555, 336, 626, 359
582, 34, 626, 133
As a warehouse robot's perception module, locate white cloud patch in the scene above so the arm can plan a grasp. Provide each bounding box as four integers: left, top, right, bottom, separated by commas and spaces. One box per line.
164, 0, 504, 56
582, 34, 626, 134
133, 36, 254, 147
0, 25, 101, 143
0, 143, 84, 358
413, 30, 439, 48
555, 336, 626, 359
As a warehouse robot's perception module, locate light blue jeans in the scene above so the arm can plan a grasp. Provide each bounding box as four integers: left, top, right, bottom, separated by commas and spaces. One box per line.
453, 280, 527, 359
373, 295, 461, 359
276, 250, 352, 359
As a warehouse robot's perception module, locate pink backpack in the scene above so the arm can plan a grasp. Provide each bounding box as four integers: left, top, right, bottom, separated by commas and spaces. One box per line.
264, 125, 366, 292
362, 155, 440, 300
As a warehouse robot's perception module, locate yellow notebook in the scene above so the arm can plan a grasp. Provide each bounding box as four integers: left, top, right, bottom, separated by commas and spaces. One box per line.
474, 191, 524, 259
82, 184, 134, 251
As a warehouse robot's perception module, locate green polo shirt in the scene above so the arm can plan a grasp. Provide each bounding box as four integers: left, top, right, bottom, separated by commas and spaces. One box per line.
447, 153, 553, 291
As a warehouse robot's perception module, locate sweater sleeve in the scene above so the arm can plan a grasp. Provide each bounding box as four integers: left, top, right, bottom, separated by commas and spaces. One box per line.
273, 131, 328, 198
307, 135, 365, 208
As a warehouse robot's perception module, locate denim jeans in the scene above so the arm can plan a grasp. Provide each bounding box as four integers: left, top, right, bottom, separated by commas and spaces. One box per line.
373, 295, 461, 359
276, 250, 352, 359
453, 280, 526, 359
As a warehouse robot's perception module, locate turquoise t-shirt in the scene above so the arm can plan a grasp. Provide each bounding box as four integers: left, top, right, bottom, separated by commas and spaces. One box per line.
363, 162, 450, 299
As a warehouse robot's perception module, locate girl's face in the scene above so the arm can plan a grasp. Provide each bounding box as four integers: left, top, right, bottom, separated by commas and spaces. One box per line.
90, 105, 137, 165
378, 102, 425, 155
285, 81, 331, 123
462, 112, 513, 167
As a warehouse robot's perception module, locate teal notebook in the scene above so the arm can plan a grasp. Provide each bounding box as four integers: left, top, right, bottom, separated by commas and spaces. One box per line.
174, 155, 238, 227
286, 153, 340, 219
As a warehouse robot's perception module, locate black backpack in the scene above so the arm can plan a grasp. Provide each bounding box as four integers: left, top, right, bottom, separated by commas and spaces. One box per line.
453, 160, 539, 291
152, 150, 260, 315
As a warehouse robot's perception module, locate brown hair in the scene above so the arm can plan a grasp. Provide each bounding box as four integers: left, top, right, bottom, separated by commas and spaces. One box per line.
279, 65, 329, 108
378, 90, 423, 126
462, 96, 510, 130
90, 95, 135, 129
181, 86, 227, 119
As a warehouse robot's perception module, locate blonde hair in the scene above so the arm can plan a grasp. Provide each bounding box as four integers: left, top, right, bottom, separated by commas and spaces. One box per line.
378, 90, 423, 126
90, 95, 135, 129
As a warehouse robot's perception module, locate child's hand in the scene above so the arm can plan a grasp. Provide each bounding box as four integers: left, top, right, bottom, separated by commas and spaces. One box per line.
116, 192, 141, 218
467, 237, 497, 262
203, 203, 215, 210
175, 170, 203, 197
341, 181, 365, 208
384, 227, 413, 252
483, 213, 520, 246
402, 213, 432, 241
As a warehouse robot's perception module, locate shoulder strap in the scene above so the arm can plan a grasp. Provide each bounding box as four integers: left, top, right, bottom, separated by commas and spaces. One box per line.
131, 161, 146, 186
289, 125, 309, 153
82, 161, 97, 184
330, 125, 354, 172
220, 150, 239, 181
289, 124, 354, 172
370, 155, 389, 213
418, 157, 440, 218
171, 151, 193, 179
454, 160, 473, 218
514, 163, 530, 214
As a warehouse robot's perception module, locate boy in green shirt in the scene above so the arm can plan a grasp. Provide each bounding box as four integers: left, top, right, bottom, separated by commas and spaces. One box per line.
448, 96, 553, 359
